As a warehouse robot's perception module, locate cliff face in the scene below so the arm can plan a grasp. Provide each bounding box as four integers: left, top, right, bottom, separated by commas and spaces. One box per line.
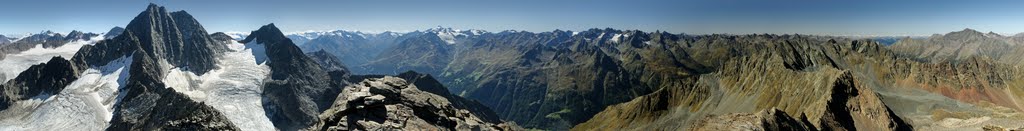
71, 4, 226, 75
0, 4, 240, 130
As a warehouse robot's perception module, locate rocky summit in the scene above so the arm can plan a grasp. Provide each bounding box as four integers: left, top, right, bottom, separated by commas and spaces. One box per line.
308, 76, 516, 131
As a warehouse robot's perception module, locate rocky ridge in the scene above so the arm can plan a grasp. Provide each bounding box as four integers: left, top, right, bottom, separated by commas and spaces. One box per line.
242, 24, 346, 130
0, 31, 99, 60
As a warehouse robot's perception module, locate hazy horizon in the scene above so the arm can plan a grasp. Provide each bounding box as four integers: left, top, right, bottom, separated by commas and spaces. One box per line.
3, 0, 1024, 36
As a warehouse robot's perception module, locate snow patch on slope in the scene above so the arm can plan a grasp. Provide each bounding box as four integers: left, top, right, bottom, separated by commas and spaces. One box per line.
0, 36, 102, 83
0, 55, 131, 130
610, 34, 623, 42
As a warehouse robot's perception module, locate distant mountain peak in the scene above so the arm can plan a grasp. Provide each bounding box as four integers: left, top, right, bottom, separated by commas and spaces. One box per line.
986, 31, 1003, 37
104, 26, 125, 39
961, 28, 979, 32
944, 28, 986, 38
426, 26, 459, 33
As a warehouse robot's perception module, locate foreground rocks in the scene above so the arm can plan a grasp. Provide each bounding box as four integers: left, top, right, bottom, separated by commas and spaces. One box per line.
688, 108, 815, 131
308, 76, 518, 131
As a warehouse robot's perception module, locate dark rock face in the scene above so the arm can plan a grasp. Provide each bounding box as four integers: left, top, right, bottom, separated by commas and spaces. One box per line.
242, 24, 343, 130
307, 50, 353, 86
51, 4, 240, 130
64, 30, 95, 41
308, 76, 517, 131
307, 49, 351, 74
818, 73, 913, 131
104, 26, 125, 39
72, 4, 225, 75
0, 57, 79, 111
106, 50, 238, 130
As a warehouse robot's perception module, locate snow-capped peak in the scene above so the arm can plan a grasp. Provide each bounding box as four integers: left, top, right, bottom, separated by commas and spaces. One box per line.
425, 26, 489, 44
221, 32, 250, 41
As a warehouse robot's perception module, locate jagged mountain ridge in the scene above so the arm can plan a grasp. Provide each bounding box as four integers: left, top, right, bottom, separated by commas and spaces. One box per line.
302, 25, 1024, 130
4, 2, 1024, 131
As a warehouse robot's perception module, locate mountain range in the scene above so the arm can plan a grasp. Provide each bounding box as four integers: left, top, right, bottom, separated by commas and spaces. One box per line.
3, 3, 1024, 131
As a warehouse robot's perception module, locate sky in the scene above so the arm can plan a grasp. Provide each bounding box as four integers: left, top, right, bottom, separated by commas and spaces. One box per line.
2, 0, 1024, 36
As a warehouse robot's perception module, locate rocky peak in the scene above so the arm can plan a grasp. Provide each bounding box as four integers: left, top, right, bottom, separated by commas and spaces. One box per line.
944, 28, 986, 39
427, 26, 458, 33
104, 26, 125, 39
245, 23, 345, 130
209, 32, 234, 42
308, 76, 517, 131
63, 30, 97, 40
241, 23, 289, 45
116, 3, 224, 74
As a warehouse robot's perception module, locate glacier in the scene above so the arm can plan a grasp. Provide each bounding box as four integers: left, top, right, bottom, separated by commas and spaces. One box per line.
161, 40, 275, 131
0, 55, 131, 130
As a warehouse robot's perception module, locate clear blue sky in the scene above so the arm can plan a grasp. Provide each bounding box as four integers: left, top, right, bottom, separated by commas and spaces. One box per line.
2, 0, 1024, 36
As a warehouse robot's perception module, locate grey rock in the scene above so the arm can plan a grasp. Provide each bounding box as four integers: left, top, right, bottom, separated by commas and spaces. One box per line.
308, 76, 518, 131
688, 108, 816, 131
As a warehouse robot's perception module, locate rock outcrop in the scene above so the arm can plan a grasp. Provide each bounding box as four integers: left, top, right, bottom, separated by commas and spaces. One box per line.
687, 108, 815, 131
308, 76, 517, 131
817, 73, 912, 130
